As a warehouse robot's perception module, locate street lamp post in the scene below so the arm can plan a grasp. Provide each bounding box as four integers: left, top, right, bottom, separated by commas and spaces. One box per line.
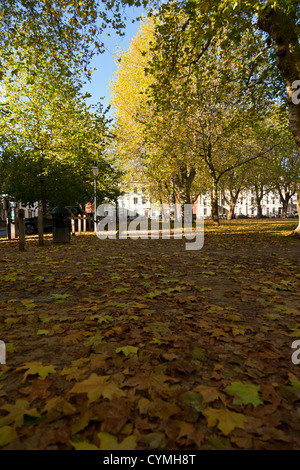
91, 163, 99, 227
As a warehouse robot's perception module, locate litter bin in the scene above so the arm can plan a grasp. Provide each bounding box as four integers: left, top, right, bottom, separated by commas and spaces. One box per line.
51, 207, 71, 243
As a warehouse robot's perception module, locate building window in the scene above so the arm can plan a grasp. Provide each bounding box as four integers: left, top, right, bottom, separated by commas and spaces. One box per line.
204, 208, 207, 215
203, 199, 207, 206
142, 197, 147, 205
134, 187, 138, 194
134, 197, 138, 205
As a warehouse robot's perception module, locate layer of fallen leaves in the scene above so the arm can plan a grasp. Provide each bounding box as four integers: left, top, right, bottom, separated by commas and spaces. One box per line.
0, 219, 299, 450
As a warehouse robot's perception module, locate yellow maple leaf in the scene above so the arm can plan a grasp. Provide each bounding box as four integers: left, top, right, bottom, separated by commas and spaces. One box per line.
0, 399, 41, 427
203, 407, 247, 435
69, 373, 125, 403
193, 385, 225, 404
98, 432, 137, 450
16, 362, 56, 383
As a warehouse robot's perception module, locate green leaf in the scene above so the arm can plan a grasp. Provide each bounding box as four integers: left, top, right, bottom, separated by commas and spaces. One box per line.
111, 288, 130, 293
290, 378, 300, 390
115, 346, 139, 356
145, 292, 159, 299
225, 381, 264, 407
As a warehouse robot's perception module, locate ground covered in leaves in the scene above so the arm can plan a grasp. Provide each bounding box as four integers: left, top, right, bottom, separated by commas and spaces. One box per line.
0, 219, 299, 450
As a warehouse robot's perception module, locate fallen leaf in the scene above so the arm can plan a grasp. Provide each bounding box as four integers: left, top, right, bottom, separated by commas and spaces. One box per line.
69, 373, 125, 403
0, 399, 41, 427
98, 432, 137, 450
203, 408, 247, 435
16, 362, 56, 383
0, 425, 18, 447
225, 382, 264, 407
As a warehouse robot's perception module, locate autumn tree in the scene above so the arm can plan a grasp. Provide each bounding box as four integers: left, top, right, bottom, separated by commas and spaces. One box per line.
146, 0, 300, 235
219, 167, 249, 220
0, 65, 118, 213
111, 16, 283, 224
268, 141, 300, 218
110, 20, 198, 209
0, 0, 150, 82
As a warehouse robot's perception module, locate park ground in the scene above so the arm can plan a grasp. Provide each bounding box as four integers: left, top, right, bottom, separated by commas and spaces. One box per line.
0, 218, 299, 450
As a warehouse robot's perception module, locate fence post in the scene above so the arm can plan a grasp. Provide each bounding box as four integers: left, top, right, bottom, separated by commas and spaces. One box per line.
71, 215, 75, 236
83, 214, 86, 233
78, 215, 82, 235
18, 209, 26, 251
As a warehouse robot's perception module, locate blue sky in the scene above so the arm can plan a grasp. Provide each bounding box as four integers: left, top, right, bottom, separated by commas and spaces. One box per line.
82, 6, 146, 117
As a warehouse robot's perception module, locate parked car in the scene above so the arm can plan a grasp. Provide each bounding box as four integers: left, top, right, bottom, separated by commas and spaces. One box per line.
237, 214, 249, 219
287, 212, 298, 218
25, 213, 53, 235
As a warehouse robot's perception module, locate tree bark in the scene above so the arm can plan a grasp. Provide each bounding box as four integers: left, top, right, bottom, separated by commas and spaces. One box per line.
211, 179, 219, 226
227, 203, 236, 220
174, 165, 196, 217
256, 199, 263, 218
257, 7, 300, 233
282, 199, 288, 218
40, 173, 47, 214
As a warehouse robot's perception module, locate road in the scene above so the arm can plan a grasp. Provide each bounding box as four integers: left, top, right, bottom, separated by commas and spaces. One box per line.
0, 227, 7, 238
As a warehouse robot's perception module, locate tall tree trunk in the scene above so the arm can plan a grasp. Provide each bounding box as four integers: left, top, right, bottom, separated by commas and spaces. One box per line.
227, 203, 236, 221
277, 185, 293, 218
174, 165, 196, 218
211, 179, 219, 226
256, 199, 263, 218
257, 7, 300, 235
282, 199, 288, 218
40, 173, 47, 213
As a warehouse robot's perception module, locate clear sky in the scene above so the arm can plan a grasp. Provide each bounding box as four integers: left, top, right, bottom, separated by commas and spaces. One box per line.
82, 5, 146, 117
